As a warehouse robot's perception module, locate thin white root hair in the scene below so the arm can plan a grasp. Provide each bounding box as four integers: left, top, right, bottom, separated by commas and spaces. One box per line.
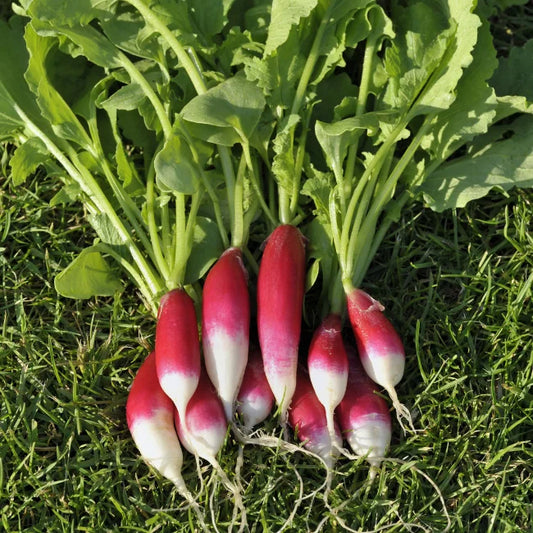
173, 478, 210, 533
386, 386, 417, 434
319, 456, 451, 533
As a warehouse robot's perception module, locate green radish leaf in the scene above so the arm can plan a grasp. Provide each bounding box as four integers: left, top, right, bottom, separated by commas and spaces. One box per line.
0, 18, 43, 140
491, 39, 533, 101
54, 247, 122, 299
420, 115, 533, 211
99, 83, 146, 112
87, 213, 126, 246
184, 217, 225, 285
10, 138, 50, 186
49, 182, 83, 206
24, 25, 93, 149
181, 75, 266, 145
154, 129, 207, 194
271, 114, 300, 196
26, 0, 116, 26
264, 0, 318, 56
315, 112, 390, 182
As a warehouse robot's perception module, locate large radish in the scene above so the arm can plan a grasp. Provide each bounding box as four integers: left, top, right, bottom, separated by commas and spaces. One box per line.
202, 247, 250, 421
307, 313, 348, 443
336, 343, 391, 474
345, 286, 414, 432
155, 288, 201, 421
257, 224, 306, 424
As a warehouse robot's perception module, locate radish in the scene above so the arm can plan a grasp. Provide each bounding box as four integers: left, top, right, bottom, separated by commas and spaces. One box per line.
174, 366, 247, 532
202, 247, 250, 421
307, 313, 348, 443
346, 286, 414, 432
126, 352, 207, 529
336, 343, 392, 473
155, 288, 201, 421
236, 345, 275, 430
288, 367, 342, 469
257, 224, 306, 425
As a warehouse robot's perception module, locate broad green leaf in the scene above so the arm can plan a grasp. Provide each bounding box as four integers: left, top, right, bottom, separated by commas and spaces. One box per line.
10, 138, 50, 186
87, 213, 126, 246
315, 112, 391, 181
420, 115, 533, 211
491, 39, 533, 101
155, 129, 206, 194
54, 246, 122, 299
264, 0, 318, 56
181, 75, 266, 145
184, 217, 225, 285
27, 0, 116, 26
24, 24, 93, 148
419, 18, 499, 163
0, 19, 43, 140
99, 83, 146, 111
300, 166, 334, 228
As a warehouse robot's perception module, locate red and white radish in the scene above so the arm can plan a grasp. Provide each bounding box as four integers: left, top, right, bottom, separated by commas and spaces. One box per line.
174, 366, 228, 460
346, 286, 414, 432
288, 368, 342, 469
257, 224, 306, 424
202, 247, 250, 421
126, 351, 207, 531
336, 344, 392, 473
175, 366, 247, 531
155, 288, 201, 421
236, 345, 275, 430
307, 313, 348, 442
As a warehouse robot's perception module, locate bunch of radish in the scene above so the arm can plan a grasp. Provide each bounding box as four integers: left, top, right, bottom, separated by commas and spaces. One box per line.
126, 222, 409, 522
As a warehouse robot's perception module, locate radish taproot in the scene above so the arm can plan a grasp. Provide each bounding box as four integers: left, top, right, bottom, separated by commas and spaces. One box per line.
202, 247, 250, 421
337, 343, 392, 473
307, 313, 348, 442
126, 352, 206, 529
257, 224, 306, 425
155, 288, 201, 421
236, 345, 274, 430
345, 286, 414, 432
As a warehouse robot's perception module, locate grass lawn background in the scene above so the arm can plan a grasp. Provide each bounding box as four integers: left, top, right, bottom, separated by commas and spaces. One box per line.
1, 2, 532, 532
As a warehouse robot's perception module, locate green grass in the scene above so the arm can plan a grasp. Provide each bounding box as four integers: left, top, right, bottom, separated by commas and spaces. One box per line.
2, 3, 533, 532
1, 172, 532, 532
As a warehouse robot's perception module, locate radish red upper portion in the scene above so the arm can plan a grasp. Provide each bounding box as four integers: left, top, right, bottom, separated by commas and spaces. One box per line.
346, 288, 404, 360
155, 288, 201, 375
126, 351, 174, 425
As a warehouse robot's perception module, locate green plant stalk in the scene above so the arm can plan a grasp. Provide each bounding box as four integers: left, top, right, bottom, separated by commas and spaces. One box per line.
118, 51, 172, 140
348, 116, 434, 287
13, 104, 164, 299
146, 161, 172, 284
289, 113, 310, 219
343, 34, 378, 205
341, 119, 408, 279
95, 243, 157, 316
232, 154, 246, 248
170, 193, 187, 287
242, 141, 277, 227
275, 0, 336, 224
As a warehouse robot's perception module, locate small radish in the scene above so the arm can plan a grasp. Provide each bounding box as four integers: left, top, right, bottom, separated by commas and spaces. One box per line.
126, 352, 207, 530
202, 247, 250, 421
257, 224, 306, 425
175, 366, 247, 532
236, 345, 275, 430
288, 368, 342, 469
307, 313, 348, 442
336, 343, 392, 473
345, 286, 414, 432
155, 288, 201, 421
174, 365, 228, 460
